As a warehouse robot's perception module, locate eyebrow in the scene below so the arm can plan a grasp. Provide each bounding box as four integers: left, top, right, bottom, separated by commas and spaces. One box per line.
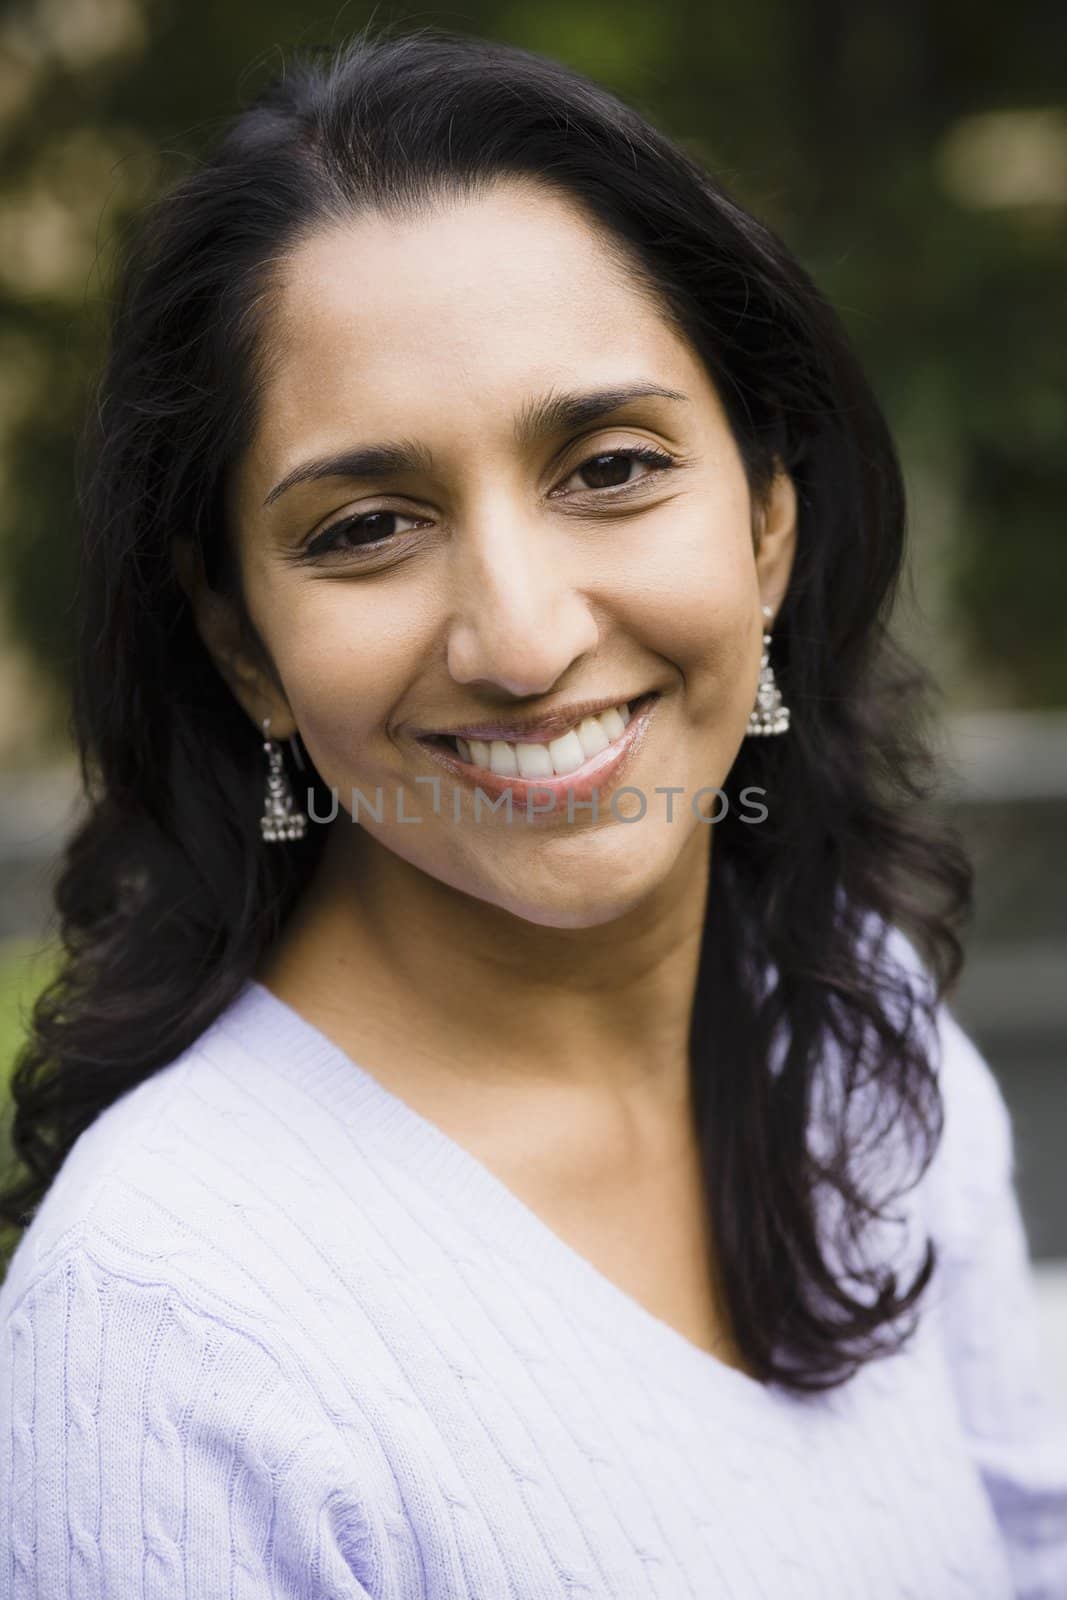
261, 382, 690, 509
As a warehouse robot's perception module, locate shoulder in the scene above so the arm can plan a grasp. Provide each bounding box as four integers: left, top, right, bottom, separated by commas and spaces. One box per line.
869, 919, 1015, 1253
798, 909, 1014, 1249
0, 1221, 385, 1595
0, 981, 382, 1342
887, 922, 1010, 1148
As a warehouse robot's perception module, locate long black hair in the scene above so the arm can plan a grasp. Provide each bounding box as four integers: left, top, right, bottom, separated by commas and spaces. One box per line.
0, 25, 973, 1392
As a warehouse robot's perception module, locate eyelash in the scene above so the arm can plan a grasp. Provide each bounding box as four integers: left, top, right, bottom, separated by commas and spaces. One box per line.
298, 445, 677, 564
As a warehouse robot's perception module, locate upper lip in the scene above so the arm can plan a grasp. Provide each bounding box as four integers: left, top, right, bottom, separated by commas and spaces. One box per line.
415, 693, 652, 745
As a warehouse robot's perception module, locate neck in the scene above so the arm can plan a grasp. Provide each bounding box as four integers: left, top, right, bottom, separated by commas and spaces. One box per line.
258, 819, 714, 1110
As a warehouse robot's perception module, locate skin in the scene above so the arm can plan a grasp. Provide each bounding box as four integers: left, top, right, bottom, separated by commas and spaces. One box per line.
177, 179, 797, 1369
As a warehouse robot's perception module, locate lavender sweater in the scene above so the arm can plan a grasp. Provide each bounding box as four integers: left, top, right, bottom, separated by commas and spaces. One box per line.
2, 935, 1066, 1598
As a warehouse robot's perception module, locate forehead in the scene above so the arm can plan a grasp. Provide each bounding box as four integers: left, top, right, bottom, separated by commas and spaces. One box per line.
248, 183, 710, 460
276, 182, 666, 363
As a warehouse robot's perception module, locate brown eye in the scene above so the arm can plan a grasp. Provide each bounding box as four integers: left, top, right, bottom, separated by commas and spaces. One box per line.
559, 445, 675, 496
304, 508, 427, 562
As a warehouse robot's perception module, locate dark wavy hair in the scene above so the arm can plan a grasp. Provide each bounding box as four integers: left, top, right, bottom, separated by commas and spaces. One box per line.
0, 25, 973, 1392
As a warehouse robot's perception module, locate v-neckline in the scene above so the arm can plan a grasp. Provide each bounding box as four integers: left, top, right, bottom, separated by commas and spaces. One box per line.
230, 977, 782, 1410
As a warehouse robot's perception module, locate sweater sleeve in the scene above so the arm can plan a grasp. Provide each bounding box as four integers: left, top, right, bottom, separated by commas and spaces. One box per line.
0, 1248, 377, 1600
928, 1002, 1067, 1600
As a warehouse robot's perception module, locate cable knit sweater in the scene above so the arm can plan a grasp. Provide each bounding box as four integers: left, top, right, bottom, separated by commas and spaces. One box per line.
2, 934, 1066, 1598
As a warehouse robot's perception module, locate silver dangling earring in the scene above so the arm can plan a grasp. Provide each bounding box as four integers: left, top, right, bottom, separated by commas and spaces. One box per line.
259, 716, 309, 842
746, 604, 790, 736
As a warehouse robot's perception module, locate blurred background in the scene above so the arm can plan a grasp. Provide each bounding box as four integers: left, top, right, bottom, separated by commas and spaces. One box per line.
0, 1, 1064, 1391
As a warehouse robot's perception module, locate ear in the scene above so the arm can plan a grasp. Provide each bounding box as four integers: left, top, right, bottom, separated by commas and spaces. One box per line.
172, 536, 296, 739
751, 464, 798, 620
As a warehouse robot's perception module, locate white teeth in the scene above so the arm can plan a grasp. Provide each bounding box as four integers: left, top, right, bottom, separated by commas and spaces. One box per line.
515, 742, 554, 778
450, 699, 639, 777
575, 715, 611, 761
488, 739, 518, 776
546, 730, 585, 775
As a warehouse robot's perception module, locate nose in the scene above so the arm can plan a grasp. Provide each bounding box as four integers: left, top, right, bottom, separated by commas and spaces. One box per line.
445, 510, 601, 697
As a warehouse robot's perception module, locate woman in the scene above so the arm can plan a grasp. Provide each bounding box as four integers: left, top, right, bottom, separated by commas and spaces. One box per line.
1, 26, 1064, 1599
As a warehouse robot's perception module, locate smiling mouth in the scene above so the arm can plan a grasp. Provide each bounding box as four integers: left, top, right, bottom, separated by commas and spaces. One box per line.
420, 694, 657, 778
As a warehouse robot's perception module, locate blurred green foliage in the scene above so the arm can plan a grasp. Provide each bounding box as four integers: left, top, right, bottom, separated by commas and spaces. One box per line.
1, 0, 1065, 711
0, 935, 59, 1182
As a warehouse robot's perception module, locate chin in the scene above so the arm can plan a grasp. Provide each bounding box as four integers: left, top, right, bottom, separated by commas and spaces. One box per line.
477, 835, 679, 931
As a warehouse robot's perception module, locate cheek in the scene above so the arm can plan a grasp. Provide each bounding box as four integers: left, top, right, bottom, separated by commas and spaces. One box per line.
613, 499, 758, 705
264, 587, 432, 785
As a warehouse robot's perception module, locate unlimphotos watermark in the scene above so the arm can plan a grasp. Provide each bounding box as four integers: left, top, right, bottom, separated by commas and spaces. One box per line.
299, 780, 769, 826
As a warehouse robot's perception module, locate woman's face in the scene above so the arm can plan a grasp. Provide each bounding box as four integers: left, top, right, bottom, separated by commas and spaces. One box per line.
218, 179, 796, 928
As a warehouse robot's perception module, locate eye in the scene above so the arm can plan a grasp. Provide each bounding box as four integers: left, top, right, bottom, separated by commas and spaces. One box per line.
302, 507, 429, 563
555, 445, 676, 497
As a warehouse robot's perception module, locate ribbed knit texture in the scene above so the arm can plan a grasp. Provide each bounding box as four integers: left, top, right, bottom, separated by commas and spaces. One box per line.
2, 930, 1066, 1598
